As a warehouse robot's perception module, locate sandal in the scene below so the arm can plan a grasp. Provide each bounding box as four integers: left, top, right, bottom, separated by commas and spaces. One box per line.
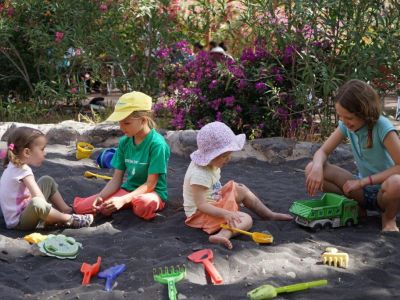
67, 214, 94, 229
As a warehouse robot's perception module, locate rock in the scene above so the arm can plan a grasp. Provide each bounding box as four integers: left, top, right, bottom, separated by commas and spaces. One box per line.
250, 137, 296, 164
286, 271, 296, 279
165, 130, 197, 156
137, 287, 144, 293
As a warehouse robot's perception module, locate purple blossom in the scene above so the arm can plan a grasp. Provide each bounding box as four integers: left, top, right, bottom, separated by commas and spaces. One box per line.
275, 74, 284, 84
237, 79, 248, 90
240, 48, 256, 63
223, 96, 235, 107
171, 109, 186, 129
210, 98, 222, 111
255, 47, 268, 60
255, 82, 267, 93
166, 98, 175, 109
234, 105, 243, 113
153, 102, 165, 113
216, 111, 223, 122
208, 80, 218, 89
156, 48, 169, 58
276, 107, 288, 120
283, 45, 296, 65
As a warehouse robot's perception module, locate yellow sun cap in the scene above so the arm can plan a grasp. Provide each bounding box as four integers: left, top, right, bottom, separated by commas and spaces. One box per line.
106, 91, 152, 122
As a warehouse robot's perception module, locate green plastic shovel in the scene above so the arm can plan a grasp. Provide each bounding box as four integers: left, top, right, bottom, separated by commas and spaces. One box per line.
247, 279, 328, 300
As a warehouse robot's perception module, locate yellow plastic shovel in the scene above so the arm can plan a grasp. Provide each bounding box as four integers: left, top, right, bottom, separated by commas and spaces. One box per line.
84, 171, 112, 180
220, 224, 273, 244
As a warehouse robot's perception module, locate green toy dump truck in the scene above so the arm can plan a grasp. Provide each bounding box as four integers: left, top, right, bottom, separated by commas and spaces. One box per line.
289, 193, 359, 231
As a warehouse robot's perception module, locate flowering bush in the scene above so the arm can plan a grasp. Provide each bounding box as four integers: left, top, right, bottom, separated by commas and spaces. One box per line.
154, 38, 315, 138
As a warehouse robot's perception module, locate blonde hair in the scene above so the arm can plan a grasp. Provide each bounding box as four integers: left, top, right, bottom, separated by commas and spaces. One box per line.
129, 110, 157, 129
3, 127, 45, 167
335, 79, 381, 148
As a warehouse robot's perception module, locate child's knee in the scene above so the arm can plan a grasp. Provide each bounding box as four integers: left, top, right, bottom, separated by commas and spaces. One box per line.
131, 195, 163, 220
235, 182, 250, 197
29, 197, 52, 218
238, 212, 253, 229
382, 175, 400, 196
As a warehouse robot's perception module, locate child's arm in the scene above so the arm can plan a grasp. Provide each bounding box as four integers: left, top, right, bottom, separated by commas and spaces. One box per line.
100, 173, 159, 213
306, 128, 344, 196
344, 131, 400, 194
22, 175, 45, 199
192, 184, 242, 226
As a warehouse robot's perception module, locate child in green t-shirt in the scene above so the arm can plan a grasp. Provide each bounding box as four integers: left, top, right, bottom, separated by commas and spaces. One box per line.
73, 92, 171, 220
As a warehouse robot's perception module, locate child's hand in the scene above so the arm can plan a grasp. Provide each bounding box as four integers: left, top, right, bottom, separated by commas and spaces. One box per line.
343, 179, 362, 196
101, 197, 125, 214
224, 211, 242, 227
92, 195, 103, 212
306, 166, 323, 196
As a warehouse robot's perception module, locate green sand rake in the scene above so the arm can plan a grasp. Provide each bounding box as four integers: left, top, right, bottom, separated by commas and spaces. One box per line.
153, 265, 186, 300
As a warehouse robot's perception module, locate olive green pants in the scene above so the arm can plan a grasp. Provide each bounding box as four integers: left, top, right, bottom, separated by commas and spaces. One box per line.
14, 176, 58, 230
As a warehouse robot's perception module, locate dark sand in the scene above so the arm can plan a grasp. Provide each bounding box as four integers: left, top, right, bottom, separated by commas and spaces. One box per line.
0, 143, 399, 300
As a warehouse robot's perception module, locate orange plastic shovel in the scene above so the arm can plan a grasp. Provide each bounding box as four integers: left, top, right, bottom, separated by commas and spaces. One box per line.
187, 249, 223, 285
81, 256, 102, 285
220, 224, 273, 244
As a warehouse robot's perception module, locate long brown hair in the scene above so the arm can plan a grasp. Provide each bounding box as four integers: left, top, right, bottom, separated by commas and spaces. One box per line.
335, 79, 381, 148
3, 126, 45, 167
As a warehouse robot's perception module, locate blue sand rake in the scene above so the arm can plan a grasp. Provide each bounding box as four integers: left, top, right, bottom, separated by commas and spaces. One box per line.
153, 265, 186, 300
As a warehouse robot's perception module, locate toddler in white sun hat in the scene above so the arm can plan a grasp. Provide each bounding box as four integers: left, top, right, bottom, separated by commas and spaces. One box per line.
183, 121, 292, 249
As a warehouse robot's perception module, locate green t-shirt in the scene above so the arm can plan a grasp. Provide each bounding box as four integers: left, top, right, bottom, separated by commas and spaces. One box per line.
111, 129, 171, 201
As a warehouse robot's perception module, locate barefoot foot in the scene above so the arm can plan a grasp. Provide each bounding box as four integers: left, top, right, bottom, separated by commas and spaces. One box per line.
209, 235, 233, 250
382, 216, 399, 232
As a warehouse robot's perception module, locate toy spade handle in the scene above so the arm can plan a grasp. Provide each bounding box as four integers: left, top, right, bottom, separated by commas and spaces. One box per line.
275, 279, 328, 294
202, 260, 223, 285
167, 279, 178, 300
82, 272, 91, 285
104, 277, 114, 292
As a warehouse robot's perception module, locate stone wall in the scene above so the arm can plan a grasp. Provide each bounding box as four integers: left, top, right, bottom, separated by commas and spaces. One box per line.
0, 121, 353, 164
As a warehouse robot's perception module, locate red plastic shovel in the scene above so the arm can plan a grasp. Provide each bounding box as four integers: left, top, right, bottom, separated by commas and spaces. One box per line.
187, 249, 223, 285
80, 256, 102, 285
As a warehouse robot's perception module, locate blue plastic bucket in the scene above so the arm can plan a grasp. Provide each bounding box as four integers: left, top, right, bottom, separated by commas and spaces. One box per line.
96, 148, 116, 169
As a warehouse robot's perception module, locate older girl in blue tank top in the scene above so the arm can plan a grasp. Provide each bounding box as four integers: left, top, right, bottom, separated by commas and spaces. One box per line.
306, 79, 400, 232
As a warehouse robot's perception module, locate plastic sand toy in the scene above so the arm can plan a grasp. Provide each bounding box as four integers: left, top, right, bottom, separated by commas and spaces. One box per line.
24, 232, 48, 244
247, 279, 328, 300
289, 193, 359, 231
96, 148, 116, 169
187, 249, 223, 285
220, 224, 273, 244
37, 234, 82, 259
153, 265, 186, 300
321, 247, 349, 268
84, 171, 112, 180
81, 256, 102, 285
98, 264, 126, 292
76, 142, 94, 160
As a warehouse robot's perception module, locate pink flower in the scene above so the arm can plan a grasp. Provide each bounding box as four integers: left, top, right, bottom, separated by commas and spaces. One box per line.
71, 87, 78, 94
7, 7, 15, 17
100, 4, 108, 12
55, 32, 64, 43
75, 48, 81, 56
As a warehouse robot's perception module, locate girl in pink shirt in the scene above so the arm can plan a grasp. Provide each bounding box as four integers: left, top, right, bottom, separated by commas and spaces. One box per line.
0, 126, 93, 230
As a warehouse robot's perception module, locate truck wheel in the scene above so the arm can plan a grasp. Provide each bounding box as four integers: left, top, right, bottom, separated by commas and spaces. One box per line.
323, 223, 332, 229
346, 219, 354, 227
312, 224, 322, 232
